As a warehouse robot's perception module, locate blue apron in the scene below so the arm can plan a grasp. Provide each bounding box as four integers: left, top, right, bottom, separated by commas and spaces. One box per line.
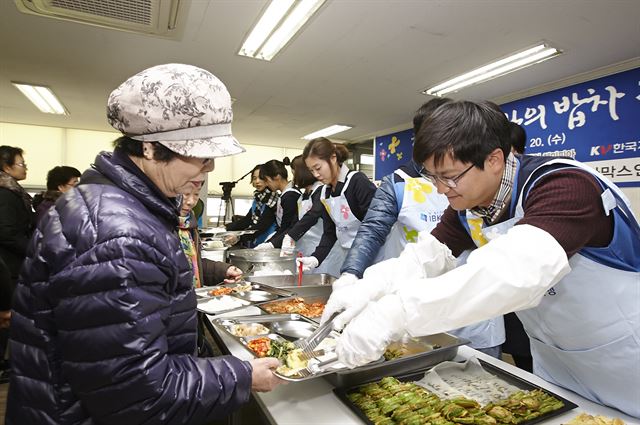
461, 156, 640, 417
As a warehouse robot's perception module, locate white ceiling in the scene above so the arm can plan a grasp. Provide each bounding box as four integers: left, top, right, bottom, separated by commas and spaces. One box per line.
1, 0, 639, 150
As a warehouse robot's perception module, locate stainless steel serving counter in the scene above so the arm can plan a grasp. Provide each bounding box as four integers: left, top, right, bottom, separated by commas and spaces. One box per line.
203, 306, 639, 425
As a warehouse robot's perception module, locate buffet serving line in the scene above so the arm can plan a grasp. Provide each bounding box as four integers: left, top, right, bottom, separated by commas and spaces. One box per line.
197, 251, 638, 425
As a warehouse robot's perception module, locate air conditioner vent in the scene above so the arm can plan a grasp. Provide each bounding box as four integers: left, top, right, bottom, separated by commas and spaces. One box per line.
14, 0, 187, 39
50, 0, 153, 26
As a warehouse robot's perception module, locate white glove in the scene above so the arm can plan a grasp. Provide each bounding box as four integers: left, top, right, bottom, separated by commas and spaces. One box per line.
320, 274, 393, 331
254, 242, 274, 250
393, 224, 572, 337
279, 234, 295, 257
336, 294, 406, 368
321, 233, 456, 331
296, 256, 319, 272
360, 232, 456, 290
319, 273, 359, 325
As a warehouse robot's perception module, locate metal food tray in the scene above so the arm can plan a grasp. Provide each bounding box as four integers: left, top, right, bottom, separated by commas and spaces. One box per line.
325, 333, 470, 388
214, 313, 343, 381
195, 282, 295, 315
247, 273, 336, 288
255, 285, 332, 321
333, 359, 578, 425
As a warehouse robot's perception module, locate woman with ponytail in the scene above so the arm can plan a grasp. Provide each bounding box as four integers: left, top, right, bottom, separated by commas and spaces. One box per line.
254, 158, 301, 248
283, 138, 377, 275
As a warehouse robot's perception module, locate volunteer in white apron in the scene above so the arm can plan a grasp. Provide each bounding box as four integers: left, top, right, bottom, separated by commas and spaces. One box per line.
254, 159, 301, 246
295, 137, 377, 274
323, 100, 640, 418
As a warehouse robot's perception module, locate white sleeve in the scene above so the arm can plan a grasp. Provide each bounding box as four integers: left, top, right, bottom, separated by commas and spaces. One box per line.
362, 232, 456, 285
394, 224, 571, 337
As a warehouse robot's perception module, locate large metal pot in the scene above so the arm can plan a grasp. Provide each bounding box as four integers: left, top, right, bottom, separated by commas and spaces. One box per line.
227, 248, 297, 275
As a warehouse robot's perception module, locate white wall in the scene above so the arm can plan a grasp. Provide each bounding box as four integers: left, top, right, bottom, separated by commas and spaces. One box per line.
0, 122, 303, 197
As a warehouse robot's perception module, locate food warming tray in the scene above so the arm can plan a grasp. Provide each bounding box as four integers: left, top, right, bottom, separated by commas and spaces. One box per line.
247, 273, 336, 288
334, 359, 578, 425
195, 282, 295, 315
255, 285, 332, 321
325, 333, 470, 388
214, 313, 343, 381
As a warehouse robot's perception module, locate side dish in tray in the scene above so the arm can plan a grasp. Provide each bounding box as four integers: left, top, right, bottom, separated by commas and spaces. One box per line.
347, 376, 564, 425
261, 297, 325, 317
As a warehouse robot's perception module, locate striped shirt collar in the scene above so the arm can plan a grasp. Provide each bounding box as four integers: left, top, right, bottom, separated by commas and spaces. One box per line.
470, 152, 517, 224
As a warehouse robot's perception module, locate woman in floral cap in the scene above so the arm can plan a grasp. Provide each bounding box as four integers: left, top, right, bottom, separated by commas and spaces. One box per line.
7, 64, 284, 425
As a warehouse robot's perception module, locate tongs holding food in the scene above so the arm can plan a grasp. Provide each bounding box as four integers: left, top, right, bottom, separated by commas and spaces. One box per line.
292, 312, 338, 356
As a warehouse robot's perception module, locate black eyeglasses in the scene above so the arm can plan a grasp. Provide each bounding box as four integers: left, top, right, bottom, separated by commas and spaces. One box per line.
420, 164, 475, 188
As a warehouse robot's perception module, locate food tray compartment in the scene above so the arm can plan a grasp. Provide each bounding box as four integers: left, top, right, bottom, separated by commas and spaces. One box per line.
256, 285, 332, 320
214, 314, 342, 381
196, 282, 294, 302
325, 333, 469, 388
196, 295, 252, 315
247, 273, 336, 287
334, 359, 578, 425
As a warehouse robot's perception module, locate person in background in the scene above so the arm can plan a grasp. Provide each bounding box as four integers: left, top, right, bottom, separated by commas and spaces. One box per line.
509, 121, 526, 155
178, 186, 243, 287
324, 100, 639, 417
32, 165, 81, 222
225, 164, 278, 247
501, 120, 533, 371
7, 64, 283, 425
269, 155, 344, 275
0, 145, 35, 384
254, 158, 301, 249
293, 138, 378, 274
0, 256, 11, 383
331, 98, 505, 358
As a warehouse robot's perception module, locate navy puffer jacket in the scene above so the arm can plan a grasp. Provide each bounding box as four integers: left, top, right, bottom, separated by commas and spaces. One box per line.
7, 150, 252, 425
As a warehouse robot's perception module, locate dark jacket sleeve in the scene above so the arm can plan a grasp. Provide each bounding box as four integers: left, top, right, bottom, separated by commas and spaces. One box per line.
0, 189, 30, 256
345, 172, 377, 221
52, 242, 251, 423
201, 259, 234, 285
240, 204, 276, 244
341, 173, 399, 278
285, 189, 323, 241
225, 209, 251, 231
267, 191, 300, 245
310, 206, 337, 264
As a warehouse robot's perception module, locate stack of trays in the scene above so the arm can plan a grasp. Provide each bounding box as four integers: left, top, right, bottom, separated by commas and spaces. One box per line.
196, 282, 295, 315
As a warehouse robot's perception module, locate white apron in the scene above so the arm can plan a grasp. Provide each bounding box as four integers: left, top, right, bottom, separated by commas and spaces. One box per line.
321, 171, 361, 249
296, 184, 345, 278
275, 183, 300, 227
377, 169, 450, 261
468, 158, 640, 417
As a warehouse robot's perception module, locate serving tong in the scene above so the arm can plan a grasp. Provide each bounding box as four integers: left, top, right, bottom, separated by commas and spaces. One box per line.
295, 357, 341, 378
293, 312, 338, 357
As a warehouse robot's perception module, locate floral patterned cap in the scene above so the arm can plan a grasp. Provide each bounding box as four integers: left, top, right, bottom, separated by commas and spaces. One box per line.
107, 63, 245, 158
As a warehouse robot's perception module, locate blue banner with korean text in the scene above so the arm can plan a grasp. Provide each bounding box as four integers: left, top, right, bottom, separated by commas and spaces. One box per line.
374, 128, 414, 180
501, 67, 640, 187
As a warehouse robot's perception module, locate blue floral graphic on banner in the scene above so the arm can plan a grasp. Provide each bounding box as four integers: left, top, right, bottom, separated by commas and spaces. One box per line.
375, 128, 413, 180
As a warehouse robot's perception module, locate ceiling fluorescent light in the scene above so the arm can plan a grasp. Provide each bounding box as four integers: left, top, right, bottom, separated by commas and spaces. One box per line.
239, 0, 325, 61
12, 82, 67, 114
423, 42, 562, 97
302, 124, 352, 140
238, 0, 294, 58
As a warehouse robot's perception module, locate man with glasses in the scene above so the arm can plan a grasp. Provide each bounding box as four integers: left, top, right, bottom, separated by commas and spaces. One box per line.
323, 100, 640, 417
